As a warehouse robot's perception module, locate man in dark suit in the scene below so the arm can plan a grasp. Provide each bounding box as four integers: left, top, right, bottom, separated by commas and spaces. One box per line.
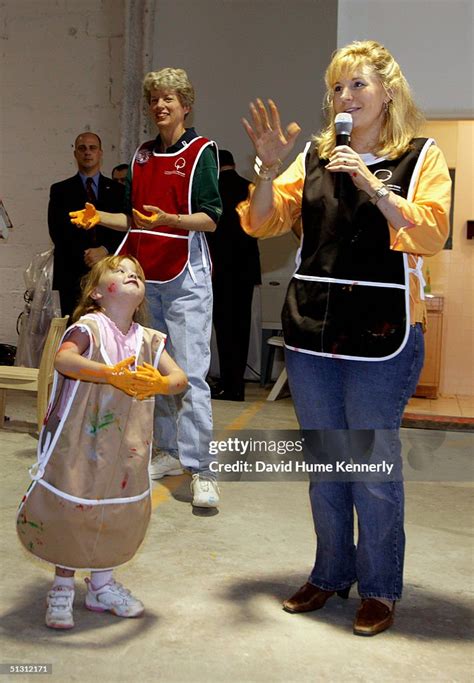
48, 132, 125, 315
206, 150, 261, 401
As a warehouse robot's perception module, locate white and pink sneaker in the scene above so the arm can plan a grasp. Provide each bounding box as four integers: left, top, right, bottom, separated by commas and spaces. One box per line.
84, 578, 144, 618
45, 585, 75, 629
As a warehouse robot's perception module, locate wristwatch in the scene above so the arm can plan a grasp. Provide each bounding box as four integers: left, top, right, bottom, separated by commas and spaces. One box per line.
370, 186, 390, 204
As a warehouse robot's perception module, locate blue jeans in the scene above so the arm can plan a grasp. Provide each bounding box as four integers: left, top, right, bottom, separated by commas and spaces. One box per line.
146, 235, 214, 475
285, 324, 425, 599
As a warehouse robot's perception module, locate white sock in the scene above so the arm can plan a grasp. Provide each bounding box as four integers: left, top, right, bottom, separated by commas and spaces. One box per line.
373, 597, 394, 610
52, 575, 75, 590
90, 570, 113, 589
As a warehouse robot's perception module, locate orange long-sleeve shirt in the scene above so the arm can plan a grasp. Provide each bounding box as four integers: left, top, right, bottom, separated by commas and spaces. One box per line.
237, 144, 451, 325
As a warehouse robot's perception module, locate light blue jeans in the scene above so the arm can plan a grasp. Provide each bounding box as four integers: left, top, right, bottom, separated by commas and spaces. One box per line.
146, 236, 214, 476
285, 324, 425, 600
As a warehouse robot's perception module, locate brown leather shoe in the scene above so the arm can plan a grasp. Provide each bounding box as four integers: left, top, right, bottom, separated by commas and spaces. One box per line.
282, 582, 350, 614
353, 598, 395, 636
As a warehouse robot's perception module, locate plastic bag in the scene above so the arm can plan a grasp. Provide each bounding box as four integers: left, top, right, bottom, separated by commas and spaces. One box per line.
14, 249, 62, 368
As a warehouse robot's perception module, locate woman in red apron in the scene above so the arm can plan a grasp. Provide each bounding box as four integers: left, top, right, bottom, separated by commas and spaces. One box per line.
70, 68, 222, 509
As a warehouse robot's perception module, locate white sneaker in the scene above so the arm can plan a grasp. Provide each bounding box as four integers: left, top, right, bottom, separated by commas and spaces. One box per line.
191, 474, 220, 508
45, 585, 75, 629
84, 578, 144, 618
149, 450, 184, 480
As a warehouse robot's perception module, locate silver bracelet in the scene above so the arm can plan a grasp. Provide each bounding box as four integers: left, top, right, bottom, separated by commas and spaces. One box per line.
254, 156, 282, 181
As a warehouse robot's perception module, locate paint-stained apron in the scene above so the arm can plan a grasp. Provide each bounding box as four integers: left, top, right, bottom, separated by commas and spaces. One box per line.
16, 318, 165, 570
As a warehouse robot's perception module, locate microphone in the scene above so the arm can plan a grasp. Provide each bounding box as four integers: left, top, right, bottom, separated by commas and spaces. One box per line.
334, 112, 353, 199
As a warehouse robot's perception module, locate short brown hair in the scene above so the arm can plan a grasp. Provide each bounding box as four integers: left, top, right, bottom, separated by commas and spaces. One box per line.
142, 68, 195, 109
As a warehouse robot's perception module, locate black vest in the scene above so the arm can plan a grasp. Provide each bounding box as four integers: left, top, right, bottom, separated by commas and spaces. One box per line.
282, 138, 430, 360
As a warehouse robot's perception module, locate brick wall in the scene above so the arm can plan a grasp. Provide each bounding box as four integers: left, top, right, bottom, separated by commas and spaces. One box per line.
0, 0, 125, 344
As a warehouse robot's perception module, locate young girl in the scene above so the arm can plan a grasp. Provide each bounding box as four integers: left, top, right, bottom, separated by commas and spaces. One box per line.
17, 255, 187, 629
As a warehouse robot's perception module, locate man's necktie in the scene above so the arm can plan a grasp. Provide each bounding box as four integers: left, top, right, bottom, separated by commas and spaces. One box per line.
85, 177, 97, 204
85, 177, 97, 245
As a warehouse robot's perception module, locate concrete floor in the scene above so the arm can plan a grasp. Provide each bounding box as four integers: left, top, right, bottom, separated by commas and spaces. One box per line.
1, 386, 473, 682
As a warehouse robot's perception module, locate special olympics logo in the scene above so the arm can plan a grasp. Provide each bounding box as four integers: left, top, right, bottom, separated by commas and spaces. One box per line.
136, 149, 152, 165
164, 156, 187, 177
374, 169, 393, 182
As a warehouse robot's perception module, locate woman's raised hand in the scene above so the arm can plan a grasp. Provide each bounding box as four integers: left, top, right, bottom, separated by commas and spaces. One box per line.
242, 99, 301, 167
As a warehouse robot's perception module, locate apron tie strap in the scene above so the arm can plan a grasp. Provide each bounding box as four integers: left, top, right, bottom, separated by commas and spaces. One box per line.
187, 233, 210, 284
408, 256, 426, 300
29, 430, 53, 480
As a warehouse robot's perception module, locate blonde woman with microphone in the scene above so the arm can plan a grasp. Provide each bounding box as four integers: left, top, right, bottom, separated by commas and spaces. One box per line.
238, 40, 451, 636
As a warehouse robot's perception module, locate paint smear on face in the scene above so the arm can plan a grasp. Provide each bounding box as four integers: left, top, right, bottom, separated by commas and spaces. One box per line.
107, 282, 117, 293
121, 474, 129, 489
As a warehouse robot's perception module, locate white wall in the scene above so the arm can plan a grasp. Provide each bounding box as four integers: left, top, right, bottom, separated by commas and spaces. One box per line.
338, 0, 474, 118
0, 0, 125, 344
152, 0, 338, 182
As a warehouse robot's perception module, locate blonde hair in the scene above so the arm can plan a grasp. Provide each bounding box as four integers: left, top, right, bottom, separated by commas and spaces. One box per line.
72, 255, 148, 325
142, 68, 195, 109
315, 40, 424, 159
